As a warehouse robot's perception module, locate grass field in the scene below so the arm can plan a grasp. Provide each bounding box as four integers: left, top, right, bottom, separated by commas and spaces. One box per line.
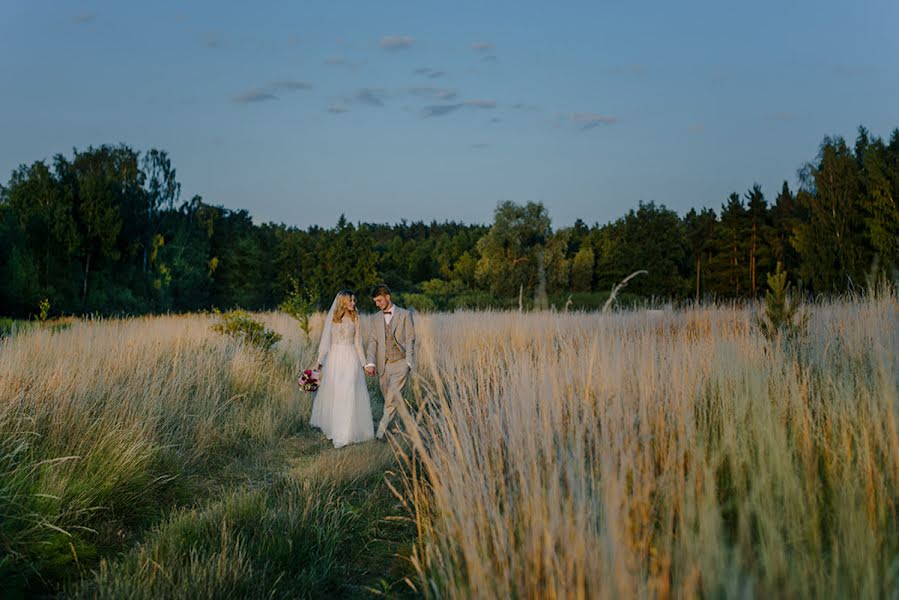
1, 290, 897, 598
0, 313, 414, 598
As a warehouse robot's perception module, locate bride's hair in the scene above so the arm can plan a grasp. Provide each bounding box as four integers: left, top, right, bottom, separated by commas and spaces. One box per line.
332, 289, 358, 323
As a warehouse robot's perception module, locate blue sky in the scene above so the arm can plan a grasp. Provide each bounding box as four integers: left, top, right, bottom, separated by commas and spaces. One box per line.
2, 1, 897, 229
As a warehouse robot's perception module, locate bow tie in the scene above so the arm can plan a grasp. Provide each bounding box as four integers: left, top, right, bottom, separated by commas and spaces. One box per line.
383, 310, 392, 315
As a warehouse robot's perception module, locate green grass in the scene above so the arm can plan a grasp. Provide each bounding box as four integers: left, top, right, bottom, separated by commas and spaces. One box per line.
69, 437, 415, 599
0, 314, 417, 599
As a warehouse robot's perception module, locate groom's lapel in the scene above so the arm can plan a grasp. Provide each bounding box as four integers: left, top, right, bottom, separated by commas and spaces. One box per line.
388, 308, 401, 338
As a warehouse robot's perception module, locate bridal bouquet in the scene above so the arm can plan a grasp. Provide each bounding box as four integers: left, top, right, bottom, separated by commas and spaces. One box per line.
297, 369, 320, 392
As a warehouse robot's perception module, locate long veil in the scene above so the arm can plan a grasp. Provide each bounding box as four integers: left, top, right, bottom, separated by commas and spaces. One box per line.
316, 294, 339, 366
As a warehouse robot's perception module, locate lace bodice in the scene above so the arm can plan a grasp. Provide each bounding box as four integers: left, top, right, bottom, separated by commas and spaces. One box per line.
317, 317, 366, 367
330, 319, 357, 345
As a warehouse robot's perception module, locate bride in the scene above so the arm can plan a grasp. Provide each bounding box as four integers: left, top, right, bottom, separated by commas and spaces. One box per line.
309, 289, 374, 447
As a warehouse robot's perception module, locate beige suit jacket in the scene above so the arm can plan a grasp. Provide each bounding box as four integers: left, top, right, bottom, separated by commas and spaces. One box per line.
366, 305, 416, 375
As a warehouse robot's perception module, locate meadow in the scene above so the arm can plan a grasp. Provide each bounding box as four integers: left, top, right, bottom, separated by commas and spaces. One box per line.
1, 288, 897, 598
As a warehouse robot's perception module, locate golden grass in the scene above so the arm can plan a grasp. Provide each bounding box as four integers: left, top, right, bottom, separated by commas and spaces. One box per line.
3, 296, 897, 598
0, 310, 406, 595
393, 293, 899, 599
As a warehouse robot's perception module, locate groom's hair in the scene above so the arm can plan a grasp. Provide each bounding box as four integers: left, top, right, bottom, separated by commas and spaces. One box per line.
370, 284, 391, 298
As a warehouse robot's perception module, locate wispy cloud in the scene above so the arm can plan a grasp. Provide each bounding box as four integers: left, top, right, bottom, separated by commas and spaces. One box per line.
232, 80, 313, 104
489, 117, 502, 124
73, 12, 95, 24
512, 103, 540, 111
464, 99, 496, 109
380, 35, 416, 50
353, 88, 387, 107
422, 104, 464, 118
325, 56, 354, 67
270, 80, 313, 92
233, 89, 278, 104
328, 104, 349, 114
472, 143, 490, 149
563, 112, 619, 131
471, 41, 493, 52
481, 55, 499, 63
203, 32, 226, 49
409, 87, 457, 101
413, 67, 445, 79
421, 99, 497, 118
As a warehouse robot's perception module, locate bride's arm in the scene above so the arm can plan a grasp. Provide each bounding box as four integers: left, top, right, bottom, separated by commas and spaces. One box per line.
316, 316, 331, 367
354, 320, 367, 368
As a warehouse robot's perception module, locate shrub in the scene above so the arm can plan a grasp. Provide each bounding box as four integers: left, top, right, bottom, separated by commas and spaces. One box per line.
448, 290, 501, 311
399, 293, 437, 313
38, 298, 50, 325
211, 309, 282, 352
753, 262, 808, 342
279, 278, 319, 340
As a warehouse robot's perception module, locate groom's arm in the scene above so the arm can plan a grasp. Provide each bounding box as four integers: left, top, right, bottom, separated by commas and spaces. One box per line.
365, 320, 377, 370
405, 310, 416, 371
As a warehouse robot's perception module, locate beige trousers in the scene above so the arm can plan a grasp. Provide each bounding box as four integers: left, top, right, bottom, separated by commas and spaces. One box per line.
376, 360, 410, 439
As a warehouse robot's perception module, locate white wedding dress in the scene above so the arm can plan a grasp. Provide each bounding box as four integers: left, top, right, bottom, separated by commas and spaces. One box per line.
309, 316, 374, 447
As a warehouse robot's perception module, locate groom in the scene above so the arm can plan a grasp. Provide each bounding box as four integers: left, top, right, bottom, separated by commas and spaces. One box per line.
364, 284, 415, 440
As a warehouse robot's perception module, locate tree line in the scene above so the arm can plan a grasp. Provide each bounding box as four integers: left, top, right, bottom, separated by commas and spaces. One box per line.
1, 126, 896, 317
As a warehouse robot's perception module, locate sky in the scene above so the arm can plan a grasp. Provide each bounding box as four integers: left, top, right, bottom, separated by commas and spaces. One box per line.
1, 0, 897, 229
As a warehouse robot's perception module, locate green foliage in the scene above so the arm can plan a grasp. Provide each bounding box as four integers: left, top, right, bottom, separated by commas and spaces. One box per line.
570, 245, 595, 292
753, 262, 809, 342
683, 206, 718, 299
0, 317, 323, 595
769, 182, 802, 281
400, 292, 437, 313
448, 290, 501, 310
1, 126, 897, 317
0, 317, 16, 337
414, 278, 465, 310
38, 297, 50, 324
476, 201, 568, 309
859, 132, 899, 273
595, 202, 687, 297
793, 132, 876, 292
279, 277, 319, 340
211, 309, 282, 352
0, 430, 184, 594
313, 216, 379, 296
72, 480, 362, 599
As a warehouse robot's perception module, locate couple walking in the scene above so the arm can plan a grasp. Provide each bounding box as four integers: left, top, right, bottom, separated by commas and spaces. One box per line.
309, 284, 415, 448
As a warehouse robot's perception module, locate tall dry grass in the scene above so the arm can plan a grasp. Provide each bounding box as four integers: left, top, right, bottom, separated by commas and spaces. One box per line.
394, 292, 899, 599
4, 297, 898, 598
1, 310, 413, 597
0, 312, 325, 591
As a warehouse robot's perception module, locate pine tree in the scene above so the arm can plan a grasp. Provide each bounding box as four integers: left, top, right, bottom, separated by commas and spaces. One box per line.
769, 182, 802, 280
711, 193, 749, 297
859, 133, 899, 273
793, 135, 870, 292
683, 207, 717, 300
745, 184, 770, 297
